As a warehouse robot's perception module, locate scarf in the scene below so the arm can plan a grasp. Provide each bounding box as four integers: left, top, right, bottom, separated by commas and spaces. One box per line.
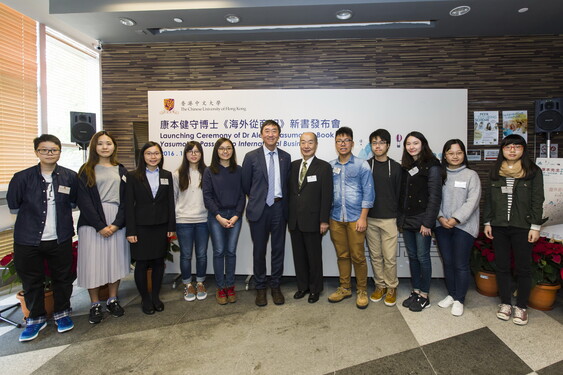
499, 160, 525, 178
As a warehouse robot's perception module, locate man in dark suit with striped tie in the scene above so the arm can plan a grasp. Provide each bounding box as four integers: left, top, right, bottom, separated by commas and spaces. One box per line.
288, 132, 333, 303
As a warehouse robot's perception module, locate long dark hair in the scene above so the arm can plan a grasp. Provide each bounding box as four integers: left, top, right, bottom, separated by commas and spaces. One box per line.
441, 139, 469, 183
401, 131, 437, 169
78, 131, 119, 187
178, 141, 206, 191
134, 142, 164, 181
490, 134, 539, 180
210, 138, 237, 174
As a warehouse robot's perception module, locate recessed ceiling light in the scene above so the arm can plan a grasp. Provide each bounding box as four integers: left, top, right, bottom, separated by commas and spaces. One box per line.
119, 17, 137, 26
518, 8, 529, 13
449, 6, 471, 17
336, 10, 353, 20
225, 14, 240, 24
173, 17, 183, 23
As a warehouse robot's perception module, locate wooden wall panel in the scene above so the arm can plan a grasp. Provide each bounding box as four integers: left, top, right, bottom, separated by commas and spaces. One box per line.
101, 35, 563, 218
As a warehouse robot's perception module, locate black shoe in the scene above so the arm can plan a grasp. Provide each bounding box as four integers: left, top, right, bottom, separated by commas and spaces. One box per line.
308, 293, 320, 303
142, 298, 155, 315
409, 295, 431, 312
256, 289, 267, 307
402, 291, 418, 308
153, 299, 164, 312
89, 304, 104, 324
106, 300, 125, 317
294, 290, 309, 299
271, 287, 285, 305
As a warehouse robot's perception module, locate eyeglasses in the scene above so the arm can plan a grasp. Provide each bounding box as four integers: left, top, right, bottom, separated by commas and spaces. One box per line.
335, 139, 352, 144
36, 148, 61, 155
218, 147, 233, 152
144, 152, 161, 157
187, 150, 201, 155
503, 145, 524, 151
371, 141, 388, 146
445, 152, 464, 157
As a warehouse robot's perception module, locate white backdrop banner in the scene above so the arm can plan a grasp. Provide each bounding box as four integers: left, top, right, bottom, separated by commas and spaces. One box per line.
148, 89, 468, 278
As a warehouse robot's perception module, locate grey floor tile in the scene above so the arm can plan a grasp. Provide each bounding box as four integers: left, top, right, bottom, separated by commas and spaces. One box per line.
331, 347, 434, 375
423, 327, 533, 375
537, 359, 563, 375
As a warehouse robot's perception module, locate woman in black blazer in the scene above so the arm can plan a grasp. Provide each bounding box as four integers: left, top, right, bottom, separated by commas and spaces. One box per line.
126, 142, 175, 315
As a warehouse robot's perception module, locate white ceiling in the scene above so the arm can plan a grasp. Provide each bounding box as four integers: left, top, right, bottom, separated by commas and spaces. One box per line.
3, 0, 563, 49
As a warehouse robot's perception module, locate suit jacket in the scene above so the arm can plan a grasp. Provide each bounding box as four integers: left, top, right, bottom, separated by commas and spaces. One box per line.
77, 164, 128, 231
241, 146, 291, 222
288, 157, 333, 232
125, 169, 176, 236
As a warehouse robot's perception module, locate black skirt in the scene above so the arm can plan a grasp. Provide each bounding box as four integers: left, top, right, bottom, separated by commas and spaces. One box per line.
130, 224, 168, 261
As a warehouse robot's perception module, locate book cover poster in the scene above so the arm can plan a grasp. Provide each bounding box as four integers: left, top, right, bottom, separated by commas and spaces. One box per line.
473, 111, 499, 145
502, 110, 528, 140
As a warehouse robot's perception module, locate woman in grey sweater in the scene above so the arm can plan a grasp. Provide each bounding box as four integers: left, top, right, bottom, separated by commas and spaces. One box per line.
435, 139, 481, 317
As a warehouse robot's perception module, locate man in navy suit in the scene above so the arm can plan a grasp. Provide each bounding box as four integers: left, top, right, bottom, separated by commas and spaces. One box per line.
242, 120, 291, 306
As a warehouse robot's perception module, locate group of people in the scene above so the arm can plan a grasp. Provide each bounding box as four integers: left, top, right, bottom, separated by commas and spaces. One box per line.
7, 121, 544, 342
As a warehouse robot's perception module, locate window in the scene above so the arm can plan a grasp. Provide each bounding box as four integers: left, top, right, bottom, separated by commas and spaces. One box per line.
45, 28, 101, 172
0, 3, 38, 187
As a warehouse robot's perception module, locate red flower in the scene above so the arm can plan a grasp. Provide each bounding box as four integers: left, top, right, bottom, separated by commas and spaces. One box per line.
552, 254, 561, 264
532, 253, 541, 263
1, 253, 13, 266
486, 252, 495, 262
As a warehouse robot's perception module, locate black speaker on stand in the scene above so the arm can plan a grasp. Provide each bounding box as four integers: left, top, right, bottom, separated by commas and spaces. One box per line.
70, 111, 96, 163
535, 98, 563, 159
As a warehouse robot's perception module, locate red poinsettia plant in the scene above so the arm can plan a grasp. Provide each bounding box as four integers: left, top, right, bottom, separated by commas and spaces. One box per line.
166, 234, 180, 262
471, 232, 497, 274
0, 240, 79, 292
531, 237, 563, 286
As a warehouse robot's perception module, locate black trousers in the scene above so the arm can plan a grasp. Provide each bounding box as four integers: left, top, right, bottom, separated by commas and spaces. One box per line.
492, 226, 533, 308
134, 257, 165, 302
14, 239, 75, 319
290, 227, 324, 293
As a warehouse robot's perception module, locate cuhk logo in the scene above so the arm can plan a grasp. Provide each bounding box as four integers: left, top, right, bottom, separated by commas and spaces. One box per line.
164, 98, 175, 112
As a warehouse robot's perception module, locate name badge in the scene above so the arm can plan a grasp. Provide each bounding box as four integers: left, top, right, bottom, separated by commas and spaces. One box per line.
307, 175, 317, 183
454, 181, 467, 189
333, 167, 341, 174
122, 175, 127, 183
408, 166, 419, 176
501, 186, 512, 194
58, 185, 71, 194
160, 178, 169, 185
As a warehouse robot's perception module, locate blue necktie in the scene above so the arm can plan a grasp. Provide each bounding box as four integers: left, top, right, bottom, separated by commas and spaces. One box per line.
266, 151, 275, 206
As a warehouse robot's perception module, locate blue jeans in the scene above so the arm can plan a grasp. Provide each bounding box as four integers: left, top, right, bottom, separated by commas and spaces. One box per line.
208, 209, 242, 289
176, 222, 209, 284
434, 226, 474, 303
402, 230, 432, 294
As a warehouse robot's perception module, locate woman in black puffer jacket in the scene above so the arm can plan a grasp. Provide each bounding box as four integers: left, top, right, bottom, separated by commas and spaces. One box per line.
398, 131, 443, 312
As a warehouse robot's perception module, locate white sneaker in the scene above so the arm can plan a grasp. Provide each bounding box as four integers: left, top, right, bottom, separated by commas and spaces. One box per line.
451, 301, 464, 316
438, 295, 454, 308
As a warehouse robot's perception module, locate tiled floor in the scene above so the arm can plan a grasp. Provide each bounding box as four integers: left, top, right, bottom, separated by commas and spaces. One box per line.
0, 275, 562, 375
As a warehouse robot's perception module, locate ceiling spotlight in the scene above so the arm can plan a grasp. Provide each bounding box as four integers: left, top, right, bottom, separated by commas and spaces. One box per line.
518, 8, 529, 13
449, 6, 471, 17
336, 10, 353, 20
225, 14, 240, 24
173, 17, 184, 23
119, 17, 137, 26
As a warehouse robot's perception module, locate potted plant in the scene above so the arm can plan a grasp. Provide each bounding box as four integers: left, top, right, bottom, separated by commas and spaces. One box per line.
471, 232, 498, 296
528, 237, 563, 311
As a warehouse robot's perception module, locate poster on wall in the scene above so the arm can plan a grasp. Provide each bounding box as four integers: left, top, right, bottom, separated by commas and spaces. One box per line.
148, 89, 468, 277
536, 158, 563, 240
502, 110, 528, 140
473, 111, 499, 145
540, 143, 558, 158
484, 149, 499, 161
467, 149, 482, 161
